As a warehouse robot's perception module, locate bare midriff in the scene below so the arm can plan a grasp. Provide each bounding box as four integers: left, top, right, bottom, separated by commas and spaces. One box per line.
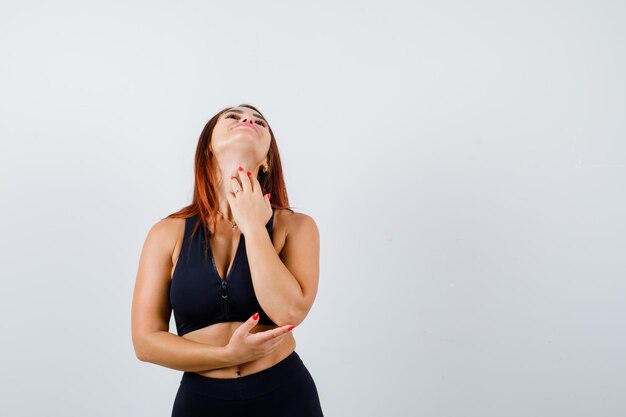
181, 322, 296, 379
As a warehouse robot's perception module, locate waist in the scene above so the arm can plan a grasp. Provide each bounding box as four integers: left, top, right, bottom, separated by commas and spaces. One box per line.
180, 350, 304, 400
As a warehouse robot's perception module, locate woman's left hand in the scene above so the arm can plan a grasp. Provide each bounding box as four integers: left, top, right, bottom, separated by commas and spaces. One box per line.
226, 165, 272, 236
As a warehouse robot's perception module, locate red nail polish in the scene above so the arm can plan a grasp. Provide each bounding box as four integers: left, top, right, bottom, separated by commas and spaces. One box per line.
287, 325, 295, 331
238, 166, 244, 171
268, 192, 271, 199
247, 171, 251, 176
253, 312, 259, 320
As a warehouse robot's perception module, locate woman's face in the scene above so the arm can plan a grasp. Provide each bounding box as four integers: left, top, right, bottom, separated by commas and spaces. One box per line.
210, 107, 271, 164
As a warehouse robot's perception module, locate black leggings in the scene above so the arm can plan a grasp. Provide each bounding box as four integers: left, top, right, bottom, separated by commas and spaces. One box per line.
171, 351, 324, 417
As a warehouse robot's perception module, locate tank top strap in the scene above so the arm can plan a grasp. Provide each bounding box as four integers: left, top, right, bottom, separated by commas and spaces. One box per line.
267, 206, 275, 239
178, 215, 193, 266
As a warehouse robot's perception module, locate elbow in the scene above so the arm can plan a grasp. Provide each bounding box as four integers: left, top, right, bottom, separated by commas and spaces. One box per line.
132, 333, 151, 363
284, 304, 307, 327
269, 297, 309, 327
271, 310, 301, 327
134, 343, 149, 362
135, 347, 149, 362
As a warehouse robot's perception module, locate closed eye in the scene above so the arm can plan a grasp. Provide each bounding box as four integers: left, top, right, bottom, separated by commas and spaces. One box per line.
225, 113, 267, 127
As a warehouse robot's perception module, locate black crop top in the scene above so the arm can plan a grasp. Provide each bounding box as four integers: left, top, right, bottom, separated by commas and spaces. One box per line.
169, 207, 277, 336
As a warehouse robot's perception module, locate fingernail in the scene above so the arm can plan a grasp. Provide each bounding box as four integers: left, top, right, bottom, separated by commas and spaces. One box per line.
267, 192, 271, 199
238, 166, 244, 171
247, 171, 251, 176
287, 325, 295, 331
253, 312, 259, 320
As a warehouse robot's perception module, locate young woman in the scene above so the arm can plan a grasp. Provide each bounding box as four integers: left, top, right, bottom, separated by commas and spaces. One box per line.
131, 104, 325, 416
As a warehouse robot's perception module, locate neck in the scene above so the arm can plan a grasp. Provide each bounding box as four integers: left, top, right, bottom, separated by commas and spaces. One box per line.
215, 156, 260, 219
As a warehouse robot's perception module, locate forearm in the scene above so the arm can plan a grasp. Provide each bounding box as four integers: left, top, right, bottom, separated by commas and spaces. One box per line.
135, 331, 236, 372
244, 226, 303, 325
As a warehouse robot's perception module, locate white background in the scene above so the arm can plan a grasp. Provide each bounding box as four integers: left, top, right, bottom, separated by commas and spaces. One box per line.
1, 1, 625, 416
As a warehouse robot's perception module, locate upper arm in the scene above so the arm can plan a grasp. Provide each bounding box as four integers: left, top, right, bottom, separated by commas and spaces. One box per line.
131, 218, 178, 358
279, 213, 320, 321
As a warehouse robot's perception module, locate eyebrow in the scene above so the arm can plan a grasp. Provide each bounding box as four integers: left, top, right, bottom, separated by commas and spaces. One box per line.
223, 109, 266, 122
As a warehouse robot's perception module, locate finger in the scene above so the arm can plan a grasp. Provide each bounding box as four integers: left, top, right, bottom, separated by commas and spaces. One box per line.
249, 170, 262, 195
270, 336, 286, 349
271, 332, 291, 348
230, 174, 242, 194
252, 325, 293, 343
271, 325, 295, 338
237, 164, 252, 193
238, 312, 259, 335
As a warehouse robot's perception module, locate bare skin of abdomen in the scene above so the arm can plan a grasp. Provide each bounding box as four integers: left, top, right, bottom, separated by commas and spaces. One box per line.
181, 322, 296, 378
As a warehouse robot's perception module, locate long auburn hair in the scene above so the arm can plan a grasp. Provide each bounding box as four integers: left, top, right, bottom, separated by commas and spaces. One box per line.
165, 103, 294, 259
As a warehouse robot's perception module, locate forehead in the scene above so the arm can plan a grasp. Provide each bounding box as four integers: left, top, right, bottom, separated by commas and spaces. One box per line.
222, 107, 265, 120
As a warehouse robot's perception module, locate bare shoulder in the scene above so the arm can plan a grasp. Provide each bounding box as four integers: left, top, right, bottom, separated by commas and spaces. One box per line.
151, 216, 184, 241
145, 216, 186, 259
274, 208, 319, 238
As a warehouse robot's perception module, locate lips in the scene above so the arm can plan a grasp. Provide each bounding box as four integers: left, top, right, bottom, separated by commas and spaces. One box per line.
234, 123, 257, 133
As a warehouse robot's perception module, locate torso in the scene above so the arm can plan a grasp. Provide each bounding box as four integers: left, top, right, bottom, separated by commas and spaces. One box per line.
168, 208, 296, 379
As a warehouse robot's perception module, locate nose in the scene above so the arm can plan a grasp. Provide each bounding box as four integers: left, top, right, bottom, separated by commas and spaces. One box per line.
240, 114, 255, 124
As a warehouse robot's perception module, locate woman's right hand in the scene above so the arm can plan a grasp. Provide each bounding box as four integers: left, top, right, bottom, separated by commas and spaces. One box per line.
225, 313, 295, 364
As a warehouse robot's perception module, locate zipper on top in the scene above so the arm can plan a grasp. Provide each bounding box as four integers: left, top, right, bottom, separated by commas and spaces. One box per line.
220, 279, 228, 299
210, 242, 237, 320
208, 232, 245, 320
